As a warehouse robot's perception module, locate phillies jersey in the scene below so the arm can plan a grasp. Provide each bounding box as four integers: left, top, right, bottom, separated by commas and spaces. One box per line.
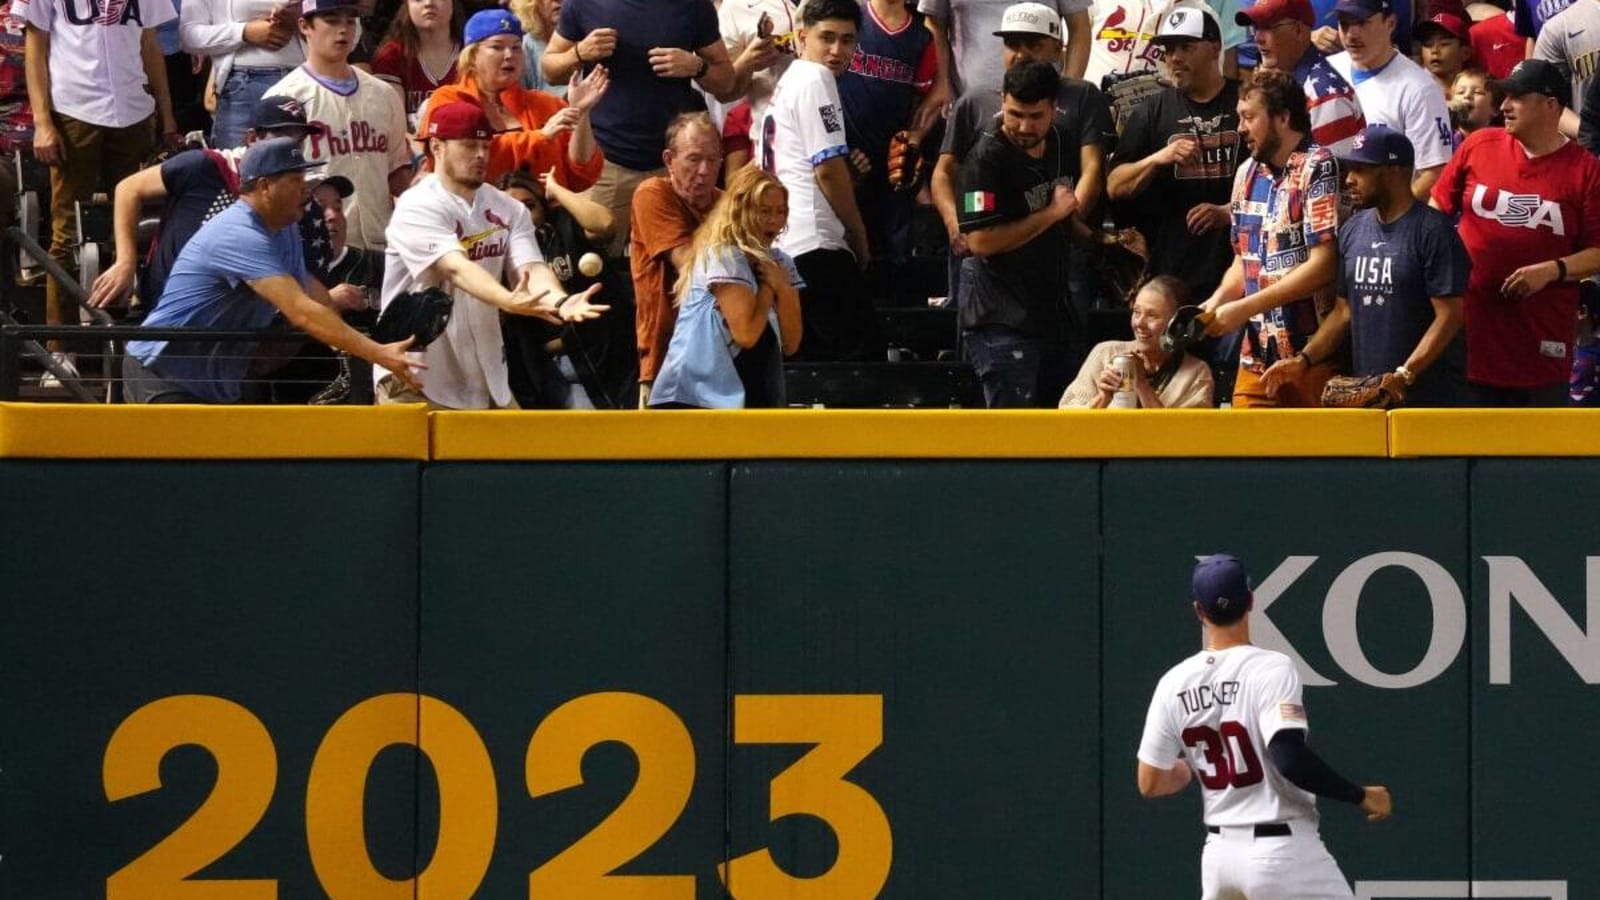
756, 58, 851, 257
1432, 129, 1600, 388
269, 65, 411, 252
380, 174, 543, 409
1138, 644, 1318, 827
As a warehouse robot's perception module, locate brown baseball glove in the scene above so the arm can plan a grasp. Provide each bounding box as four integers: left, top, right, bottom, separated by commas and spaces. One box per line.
886, 130, 927, 192
1320, 373, 1407, 409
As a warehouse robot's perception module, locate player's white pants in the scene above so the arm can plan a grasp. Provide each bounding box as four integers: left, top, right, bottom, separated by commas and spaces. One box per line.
1200, 823, 1354, 900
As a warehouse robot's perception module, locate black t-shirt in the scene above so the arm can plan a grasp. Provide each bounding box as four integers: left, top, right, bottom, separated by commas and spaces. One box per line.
957, 126, 1074, 339
1111, 82, 1242, 299
940, 76, 1116, 167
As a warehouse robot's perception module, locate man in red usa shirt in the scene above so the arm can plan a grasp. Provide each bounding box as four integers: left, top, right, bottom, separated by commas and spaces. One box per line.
1432, 58, 1600, 406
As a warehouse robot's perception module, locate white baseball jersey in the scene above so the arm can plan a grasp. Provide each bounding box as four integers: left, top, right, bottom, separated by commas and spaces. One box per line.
1138, 644, 1318, 827
756, 58, 851, 257
379, 173, 542, 410
269, 65, 411, 252
1327, 50, 1453, 170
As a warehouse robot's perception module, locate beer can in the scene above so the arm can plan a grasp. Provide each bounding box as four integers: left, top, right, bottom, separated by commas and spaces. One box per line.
1108, 353, 1138, 408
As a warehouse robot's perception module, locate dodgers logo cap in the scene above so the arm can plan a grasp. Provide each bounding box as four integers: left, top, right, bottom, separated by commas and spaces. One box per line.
1191, 554, 1252, 618
239, 136, 324, 183
994, 2, 1063, 39
1337, 123, 1415, 168
465, 8, 524, 45
1154, 4, 1222, 44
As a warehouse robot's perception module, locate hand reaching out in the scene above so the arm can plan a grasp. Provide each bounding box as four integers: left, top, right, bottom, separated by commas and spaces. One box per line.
567, 64, 610, 113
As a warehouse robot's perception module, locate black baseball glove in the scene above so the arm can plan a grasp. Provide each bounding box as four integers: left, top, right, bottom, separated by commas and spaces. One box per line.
373, 286, 453, 348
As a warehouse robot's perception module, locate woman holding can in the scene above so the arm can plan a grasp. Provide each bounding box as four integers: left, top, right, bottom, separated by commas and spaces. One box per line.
1058, 275, 1215, 409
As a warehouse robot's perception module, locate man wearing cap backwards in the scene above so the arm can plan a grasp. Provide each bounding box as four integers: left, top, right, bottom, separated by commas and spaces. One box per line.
89, 95, 366, 315
1416, 12, 1474, 97
1262, 124, 1469, 406
123, 138, 424, 403
1202, 68, 1340, 407
377, 101, 607, 409
1237, 0, 1365, 154
932, 1, 1113, 313
269, 0, 412, 253
1327, 0, 1453, 201
1431, 59, 1600, 406
1137, 553, 1393, 900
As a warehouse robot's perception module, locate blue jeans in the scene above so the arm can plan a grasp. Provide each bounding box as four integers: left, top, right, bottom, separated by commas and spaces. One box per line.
212, 66, 295, 149
962, 325, 1078, 408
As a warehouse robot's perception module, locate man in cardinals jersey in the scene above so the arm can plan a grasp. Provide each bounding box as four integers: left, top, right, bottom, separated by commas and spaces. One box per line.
1137, 554, 1394, 900
377, 101, 608, 409
754, 0, 884, 361
270, 0, 412, 253
1432, 59, 1600, 406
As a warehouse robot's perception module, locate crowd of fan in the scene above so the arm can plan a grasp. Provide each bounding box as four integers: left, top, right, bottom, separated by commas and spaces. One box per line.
3, 0, 1598, 408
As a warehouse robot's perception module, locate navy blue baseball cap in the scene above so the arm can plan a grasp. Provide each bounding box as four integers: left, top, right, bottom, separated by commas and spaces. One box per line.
250, 95, 315, 136
299, 0, 359, 17
1332, 0, 1393, 20
1337, 124, 1414, 168
464, 8, 523, 45
239, 136, 324, 184
1191, 554, 1252, 619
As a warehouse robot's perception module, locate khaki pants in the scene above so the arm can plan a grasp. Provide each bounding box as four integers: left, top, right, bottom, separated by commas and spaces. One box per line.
585, 159, 665, 258
1232, 362, 1334, 408
46, 114, 155, 344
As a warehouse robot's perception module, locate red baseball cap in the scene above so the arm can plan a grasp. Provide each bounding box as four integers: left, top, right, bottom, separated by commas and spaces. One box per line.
1235, 0, 1314, 29
1414, 12, 1470, 42
427, 101, 493, 141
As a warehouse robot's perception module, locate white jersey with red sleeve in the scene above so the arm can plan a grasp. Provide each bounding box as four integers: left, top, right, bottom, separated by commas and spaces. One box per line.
378, 174, 542, 409
755, 58, 850, 257
1138, 644, 1319, 827
269, 65, 411, 252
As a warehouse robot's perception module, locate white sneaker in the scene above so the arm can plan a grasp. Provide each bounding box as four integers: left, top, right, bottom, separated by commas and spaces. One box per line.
38, 352, 79, 389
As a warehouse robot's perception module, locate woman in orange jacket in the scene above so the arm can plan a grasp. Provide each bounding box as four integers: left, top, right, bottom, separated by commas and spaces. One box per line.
419, 8, 609, 188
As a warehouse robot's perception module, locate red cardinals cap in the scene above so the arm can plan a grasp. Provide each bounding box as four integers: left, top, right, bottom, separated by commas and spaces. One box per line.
1235, 0, 1314, 28
427, 101, 493, 141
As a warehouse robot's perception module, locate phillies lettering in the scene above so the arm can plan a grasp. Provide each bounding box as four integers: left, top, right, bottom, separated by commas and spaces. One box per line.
1469, 184, 1566, 235
306, 120, 390, 159
62, 0, 143, 26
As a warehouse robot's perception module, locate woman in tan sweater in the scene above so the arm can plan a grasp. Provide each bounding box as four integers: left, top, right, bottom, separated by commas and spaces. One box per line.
1059, 275, 1215, 409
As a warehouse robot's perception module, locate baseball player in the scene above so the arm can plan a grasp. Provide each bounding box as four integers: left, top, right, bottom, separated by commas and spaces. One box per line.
269, 0, 412, 253
1137, 554, 1393, 900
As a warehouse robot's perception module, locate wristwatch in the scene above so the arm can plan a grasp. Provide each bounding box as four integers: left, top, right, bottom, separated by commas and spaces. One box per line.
692, 53, 709, 80
1394, 365, 1415, 386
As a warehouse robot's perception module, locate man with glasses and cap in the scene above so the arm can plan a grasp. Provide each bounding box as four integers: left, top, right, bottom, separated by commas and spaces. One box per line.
1326, 0, 1452, 200
1236, 0, 1365, 155
1262, 124, 1469, 407
1137, 553, 1393, 900
1432, 59, 1600, 407
124, 137, 424, 403
269, 0, 412, 253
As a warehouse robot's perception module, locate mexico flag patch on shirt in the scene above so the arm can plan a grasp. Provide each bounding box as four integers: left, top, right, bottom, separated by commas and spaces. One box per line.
963, 191, 996, 214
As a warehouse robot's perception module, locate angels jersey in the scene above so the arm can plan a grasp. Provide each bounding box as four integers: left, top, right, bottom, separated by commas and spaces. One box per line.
756, 58, 851, 257
269, 65, 411, 252
1138, 644, 1319, 827
379, 174, 542, 409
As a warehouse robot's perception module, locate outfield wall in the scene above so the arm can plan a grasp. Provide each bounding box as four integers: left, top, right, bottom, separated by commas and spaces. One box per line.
0, 405, 1594, 900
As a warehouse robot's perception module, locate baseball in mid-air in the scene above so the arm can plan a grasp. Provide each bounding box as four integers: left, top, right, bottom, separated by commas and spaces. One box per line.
578, 252, 603, 277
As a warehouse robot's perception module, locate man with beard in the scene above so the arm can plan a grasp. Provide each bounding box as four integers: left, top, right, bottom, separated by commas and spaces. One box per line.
1108, 5, 1241, 399
1432, 59, 1600, 406
377, 101, 609, 408
1203, 67, 1340, 408
958, 59, 1084, 407
1262, 125, 1469, 406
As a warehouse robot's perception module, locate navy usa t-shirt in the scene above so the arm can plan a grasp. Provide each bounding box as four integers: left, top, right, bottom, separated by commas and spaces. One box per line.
1336, 202, 1470, 407
556, 0, 720, 171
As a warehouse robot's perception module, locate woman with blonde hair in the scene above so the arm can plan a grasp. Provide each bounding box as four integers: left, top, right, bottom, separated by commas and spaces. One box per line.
1058, 275, 1215, 409
650, 166, 803, 409
419, 7, 607, 188
508, 0, 566, 96
371, 0, 466, 132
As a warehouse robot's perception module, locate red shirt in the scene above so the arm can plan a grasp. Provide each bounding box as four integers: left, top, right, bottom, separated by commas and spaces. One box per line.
371, 40, 459, 124
1432, 128, 1600, 388
1469, 12, 1525, 81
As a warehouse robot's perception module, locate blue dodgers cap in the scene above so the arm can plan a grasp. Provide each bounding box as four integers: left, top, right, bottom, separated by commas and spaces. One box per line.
1332, 0, 1392, 20
464, 8, 523, 45
1191, 554, 1252, 620
1337, 124, 1414, 168
239, 136, 324, 184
